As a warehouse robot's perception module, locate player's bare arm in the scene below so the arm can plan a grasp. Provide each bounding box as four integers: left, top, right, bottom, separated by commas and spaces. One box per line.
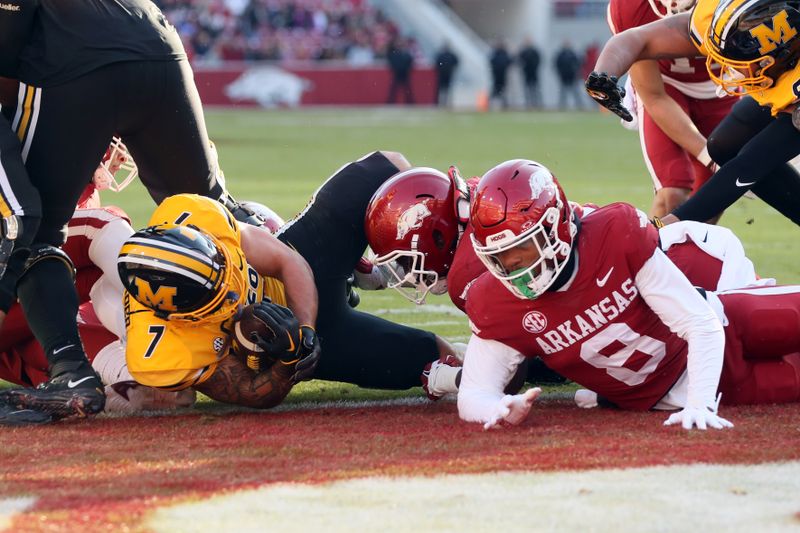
587, 14, 698, 122
240, 223, 318, 327
629, 61, 707, 158
595, 13, 697, 77
194, 351, 296, 409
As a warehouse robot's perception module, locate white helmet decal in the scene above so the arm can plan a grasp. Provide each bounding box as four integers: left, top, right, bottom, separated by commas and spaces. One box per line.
396, 202, 432, 240
529, 166, 553, 199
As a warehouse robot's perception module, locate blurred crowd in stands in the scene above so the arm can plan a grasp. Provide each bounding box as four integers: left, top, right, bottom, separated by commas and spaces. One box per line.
155, 0, 409, 63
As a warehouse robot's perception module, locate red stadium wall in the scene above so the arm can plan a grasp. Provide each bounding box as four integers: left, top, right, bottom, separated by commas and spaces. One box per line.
193, 63, 436, 107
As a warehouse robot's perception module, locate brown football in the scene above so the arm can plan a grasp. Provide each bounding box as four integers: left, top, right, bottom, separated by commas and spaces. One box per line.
231, 304, 276, 372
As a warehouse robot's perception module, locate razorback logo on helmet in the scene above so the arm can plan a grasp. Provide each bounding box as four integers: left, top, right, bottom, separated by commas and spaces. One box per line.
528, 166, 554, 198
750, 10, 797, 54
134, 279, 178, 312
396, 203, 432, 240
522, 310, 548, 334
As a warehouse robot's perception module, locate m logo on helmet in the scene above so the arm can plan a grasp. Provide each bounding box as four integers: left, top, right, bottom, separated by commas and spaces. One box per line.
396, 202, 432, 239
134, 278, 178, 312
750, 10, 797, 54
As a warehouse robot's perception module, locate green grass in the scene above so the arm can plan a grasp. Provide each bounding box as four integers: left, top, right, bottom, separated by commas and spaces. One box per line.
7, 108, 799, 401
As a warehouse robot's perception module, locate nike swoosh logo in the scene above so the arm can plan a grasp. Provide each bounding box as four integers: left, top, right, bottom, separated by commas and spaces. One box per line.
596, 267, 614, 287
52, 344, 75, 355
735, 178, 756, 188
67, 376, 94, 388
702, 231, 708, 243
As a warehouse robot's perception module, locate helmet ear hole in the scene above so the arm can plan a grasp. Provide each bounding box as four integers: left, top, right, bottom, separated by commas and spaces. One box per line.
432, 229, 446, 250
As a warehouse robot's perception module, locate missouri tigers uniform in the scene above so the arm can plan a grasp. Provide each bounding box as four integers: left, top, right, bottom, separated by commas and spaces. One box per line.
124, 194, 286, 390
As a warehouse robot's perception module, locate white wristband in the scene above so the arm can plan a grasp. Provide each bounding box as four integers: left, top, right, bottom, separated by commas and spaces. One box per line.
696, 145, 713, 167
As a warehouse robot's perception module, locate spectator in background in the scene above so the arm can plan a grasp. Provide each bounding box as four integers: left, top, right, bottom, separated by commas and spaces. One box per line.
489, 40, 513, 110
517, 38, 541, 109
386, 37, 415, 105
434, 42, 459, 107
554, 40, 584, 110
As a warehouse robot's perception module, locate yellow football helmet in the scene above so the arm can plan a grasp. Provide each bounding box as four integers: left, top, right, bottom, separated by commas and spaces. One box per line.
117, 224, 242, 323
706, 0, 800, 102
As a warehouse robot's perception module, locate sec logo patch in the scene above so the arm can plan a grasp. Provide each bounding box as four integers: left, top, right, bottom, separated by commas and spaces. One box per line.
213, 337, 225, 353
522, 310, 547, 333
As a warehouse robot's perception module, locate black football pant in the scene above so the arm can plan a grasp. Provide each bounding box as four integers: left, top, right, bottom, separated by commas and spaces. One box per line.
674, 96, 800, 225
0, 59, 225, 370
277, 152, 440, 389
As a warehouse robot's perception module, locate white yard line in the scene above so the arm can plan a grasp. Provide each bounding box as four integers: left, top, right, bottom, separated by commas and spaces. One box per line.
0, 497, 36, 531
149, 462, 800, 533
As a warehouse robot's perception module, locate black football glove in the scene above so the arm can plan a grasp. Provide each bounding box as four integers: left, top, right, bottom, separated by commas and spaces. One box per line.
251, 301, 302, 363
293, 326, 321, 382
585, 71, 633, 122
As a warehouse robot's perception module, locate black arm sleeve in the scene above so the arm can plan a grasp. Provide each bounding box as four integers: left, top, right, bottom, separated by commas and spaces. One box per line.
0, 0, 37, 78
672, 112, 800, 224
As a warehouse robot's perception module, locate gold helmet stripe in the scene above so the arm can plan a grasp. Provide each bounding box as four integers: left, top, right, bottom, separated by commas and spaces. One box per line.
118, 242, 218, 279
124, 234, 220, 267
118, 252, 216, 289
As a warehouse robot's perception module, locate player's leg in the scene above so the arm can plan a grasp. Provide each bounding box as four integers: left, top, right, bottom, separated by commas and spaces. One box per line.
0, 75, 115, 417
637, 90, 695, 218
716, 287, 800, 404
0, 113, 42, 326
116, 60, 225, 204
277, 151, 402, 280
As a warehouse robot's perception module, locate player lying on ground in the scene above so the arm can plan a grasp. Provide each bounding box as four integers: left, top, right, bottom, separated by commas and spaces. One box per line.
586, 0, 800, 227
118, 151, 467, 410
456, 159, 800, 431
361, 164, 774, 401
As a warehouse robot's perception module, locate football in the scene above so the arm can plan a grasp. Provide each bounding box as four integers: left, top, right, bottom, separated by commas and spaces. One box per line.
231, 304, 276, 372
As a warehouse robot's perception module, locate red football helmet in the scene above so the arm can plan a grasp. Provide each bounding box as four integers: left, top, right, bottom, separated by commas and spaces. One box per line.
92, 136, 138, 192
470, 159, 577, 300
364, 166, 469, 304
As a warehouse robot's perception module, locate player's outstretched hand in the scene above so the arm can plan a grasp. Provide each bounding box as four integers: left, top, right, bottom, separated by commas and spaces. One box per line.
483, 387, 542, 430
664, 406, 734, 430
585, 71, 633, 122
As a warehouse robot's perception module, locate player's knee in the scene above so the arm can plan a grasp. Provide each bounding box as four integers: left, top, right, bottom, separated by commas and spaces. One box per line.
20, 243, 76, 282
706, 131, 739, 165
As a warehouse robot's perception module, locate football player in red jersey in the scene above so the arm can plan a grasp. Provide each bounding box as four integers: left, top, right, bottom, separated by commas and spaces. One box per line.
586, 0, 800, 227
457, 159, 800, 431
607, 0, 738, 219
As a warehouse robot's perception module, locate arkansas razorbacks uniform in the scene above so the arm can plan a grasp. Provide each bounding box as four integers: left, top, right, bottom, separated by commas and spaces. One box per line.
459, 203, 800, 419
608, 0, 737, 192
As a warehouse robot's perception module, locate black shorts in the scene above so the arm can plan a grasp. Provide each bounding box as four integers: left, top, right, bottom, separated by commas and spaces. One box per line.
2, 59, 224, 246
277, 152, 440, 389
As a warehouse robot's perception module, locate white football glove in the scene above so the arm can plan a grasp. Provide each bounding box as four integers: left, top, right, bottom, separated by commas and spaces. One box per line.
483, 387, 542, 430
663, 395, 733, 430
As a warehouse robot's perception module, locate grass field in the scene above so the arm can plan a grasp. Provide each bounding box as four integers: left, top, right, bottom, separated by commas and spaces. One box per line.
3, 108, 800, 532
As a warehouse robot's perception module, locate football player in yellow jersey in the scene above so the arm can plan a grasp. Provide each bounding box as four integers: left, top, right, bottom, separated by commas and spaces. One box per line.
586, 0, 800, 229
118, 193, 320, 409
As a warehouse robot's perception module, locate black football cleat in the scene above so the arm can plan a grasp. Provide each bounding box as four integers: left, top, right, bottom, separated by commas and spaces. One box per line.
0, 365, 105, 419
0, 401, 53, 426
